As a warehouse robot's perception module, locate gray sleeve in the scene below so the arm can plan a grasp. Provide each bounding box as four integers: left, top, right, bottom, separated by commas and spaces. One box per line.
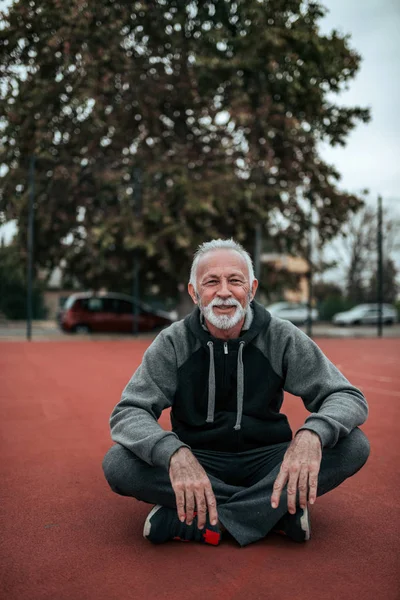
109, 325, 190, 470
263, 317, 368, 448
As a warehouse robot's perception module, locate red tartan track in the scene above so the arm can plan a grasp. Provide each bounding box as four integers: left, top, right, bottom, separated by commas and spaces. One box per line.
0, 338, 399, 600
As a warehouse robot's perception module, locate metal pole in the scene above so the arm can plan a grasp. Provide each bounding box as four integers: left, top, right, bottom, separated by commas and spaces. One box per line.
306, 199, 313, 338
27, 155, 35, 341
132, 255, 140, 334
377, 195, 383, 337
254, 223, 262, 281
132, 167, 142, 335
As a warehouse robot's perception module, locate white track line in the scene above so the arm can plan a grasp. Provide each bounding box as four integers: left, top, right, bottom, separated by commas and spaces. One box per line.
335, 365, 398, 384
358, 385, 400, 398
340, 370, 396, 383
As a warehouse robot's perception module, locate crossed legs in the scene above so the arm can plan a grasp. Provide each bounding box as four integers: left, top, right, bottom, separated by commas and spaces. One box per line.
103, 427, 369, 546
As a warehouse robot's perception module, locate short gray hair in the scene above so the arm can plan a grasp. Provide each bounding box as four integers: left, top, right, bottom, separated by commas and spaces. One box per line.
189, 238, 255, 291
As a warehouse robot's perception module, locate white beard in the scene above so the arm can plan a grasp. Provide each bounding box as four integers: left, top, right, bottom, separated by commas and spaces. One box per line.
198, 296, 248, 330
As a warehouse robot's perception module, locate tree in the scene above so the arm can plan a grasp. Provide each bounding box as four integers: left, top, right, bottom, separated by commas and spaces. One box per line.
313, 281, 342, 303
258, 263, 303, 304
325, 203, 400, 304
312, 280, 351, 320
337, 206, 377, 303
0, 0, 370, 299
366, 257, 398, 305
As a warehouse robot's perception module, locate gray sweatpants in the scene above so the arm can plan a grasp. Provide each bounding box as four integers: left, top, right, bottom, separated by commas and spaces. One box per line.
102, 427, 369, 546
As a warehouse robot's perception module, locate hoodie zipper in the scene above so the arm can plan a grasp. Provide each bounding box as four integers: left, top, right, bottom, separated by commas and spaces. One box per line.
223, 342, 228, 389
222, 342, 229, 400
221, 341, 242, 449
223, 341, 239, 448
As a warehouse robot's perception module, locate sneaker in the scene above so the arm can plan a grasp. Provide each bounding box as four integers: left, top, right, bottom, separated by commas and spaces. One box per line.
143, 505, 221, 546
273, 505, 311, 542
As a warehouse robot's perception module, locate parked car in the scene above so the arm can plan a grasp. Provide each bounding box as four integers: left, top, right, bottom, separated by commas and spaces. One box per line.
58, 292, 175, 334
266, 302, 319, 325
332, 304, 397, 326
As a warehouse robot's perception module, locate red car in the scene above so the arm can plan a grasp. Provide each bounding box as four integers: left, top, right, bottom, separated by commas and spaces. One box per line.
58, 292, 175, 334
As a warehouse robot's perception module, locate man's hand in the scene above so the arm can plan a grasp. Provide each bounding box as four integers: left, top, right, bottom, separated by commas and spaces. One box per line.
169, 447, 218, 529
271, 430, 322, 514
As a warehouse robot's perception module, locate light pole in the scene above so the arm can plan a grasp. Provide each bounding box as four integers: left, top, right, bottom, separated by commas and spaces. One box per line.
254, 223, 262, 281
132, 167, 142, 335
306, 198, 314, 339
377, 195, 383, 337
27, 155, 35, 341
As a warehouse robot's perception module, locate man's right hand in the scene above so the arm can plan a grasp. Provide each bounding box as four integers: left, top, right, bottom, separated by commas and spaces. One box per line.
169, 447, 218, 529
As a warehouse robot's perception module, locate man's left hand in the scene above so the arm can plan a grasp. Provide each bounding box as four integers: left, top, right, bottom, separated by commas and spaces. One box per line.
271, 430, 322, 514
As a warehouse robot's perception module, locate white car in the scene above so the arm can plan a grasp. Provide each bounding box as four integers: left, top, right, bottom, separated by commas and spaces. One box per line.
332, 304, 397, 326
266, 302, 319, 325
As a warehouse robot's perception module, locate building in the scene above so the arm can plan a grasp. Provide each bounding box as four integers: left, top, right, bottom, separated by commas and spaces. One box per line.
260, 253, 310, 303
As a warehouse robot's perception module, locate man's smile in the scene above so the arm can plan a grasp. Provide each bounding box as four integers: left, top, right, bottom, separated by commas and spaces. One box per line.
213, 305, 236, 312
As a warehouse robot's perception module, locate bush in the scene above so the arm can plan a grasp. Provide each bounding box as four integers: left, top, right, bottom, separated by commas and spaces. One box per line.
318, 295, 354, 321
395, 300, 400, 321
0, 278, 47, 320
0, 244, 47, 320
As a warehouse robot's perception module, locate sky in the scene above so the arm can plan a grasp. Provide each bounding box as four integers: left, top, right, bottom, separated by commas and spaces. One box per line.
319, 0, 400, 217
319, 0, 400, 277
1, 0, 399, 265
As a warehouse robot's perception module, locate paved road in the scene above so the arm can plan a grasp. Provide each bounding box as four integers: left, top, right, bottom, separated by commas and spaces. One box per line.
1, 320, 399, 341
0, 320, 156, 341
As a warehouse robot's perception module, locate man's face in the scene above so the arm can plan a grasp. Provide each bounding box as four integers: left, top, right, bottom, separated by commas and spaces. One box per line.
188, 249, 258, 330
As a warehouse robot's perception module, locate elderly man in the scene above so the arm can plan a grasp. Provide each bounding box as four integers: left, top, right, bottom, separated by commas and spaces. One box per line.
103, 239, 369, 547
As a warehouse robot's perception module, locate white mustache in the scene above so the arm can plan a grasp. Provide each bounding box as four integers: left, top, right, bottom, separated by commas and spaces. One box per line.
209, 298, 241, 308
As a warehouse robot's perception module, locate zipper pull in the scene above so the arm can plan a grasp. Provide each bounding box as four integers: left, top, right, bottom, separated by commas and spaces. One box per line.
224, 342, 228, 355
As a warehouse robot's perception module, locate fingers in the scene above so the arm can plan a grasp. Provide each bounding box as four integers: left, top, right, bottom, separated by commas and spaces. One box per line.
204, 486, 218, 527
175, 488, 186, 523
173, 487, 198, 526
272, 432, 322, 512
173, 482, 217, 529
286, 464, 300, 514
272, 461, 306, 513
308, 461, 319, 505
273, 463, 319, 512
185, 490, 195, 525
298, 466, 308, 509
271, 466, 288, 509
168, 450, 218, 529
193, 482, 218, 529
194, 488, 207, 529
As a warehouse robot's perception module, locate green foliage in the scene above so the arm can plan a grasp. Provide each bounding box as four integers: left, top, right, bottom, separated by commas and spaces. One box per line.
0, 0, 370, 294
0, 244, 47, 319
395, 300, 400, 321
313, 281, 342, 302
313, 281, 345, 320
317, 294, 353, 321
314, 264, 399, 320
366, 258, 398, 305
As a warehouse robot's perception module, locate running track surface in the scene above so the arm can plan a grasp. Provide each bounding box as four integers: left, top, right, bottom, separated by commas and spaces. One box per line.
0, 338, 399, 600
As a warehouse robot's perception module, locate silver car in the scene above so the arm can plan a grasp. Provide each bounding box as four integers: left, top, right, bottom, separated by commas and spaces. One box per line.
266, 302, 319, 325
333, 304, 397, 326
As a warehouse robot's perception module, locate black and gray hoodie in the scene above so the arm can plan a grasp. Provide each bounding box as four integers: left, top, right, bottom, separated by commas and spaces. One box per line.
110, 301, 368, 471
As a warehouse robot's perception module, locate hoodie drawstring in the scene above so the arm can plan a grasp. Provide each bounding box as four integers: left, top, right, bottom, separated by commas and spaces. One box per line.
234, 342, 245, 431
206, 340, 245, 430
206, 341, 216, 423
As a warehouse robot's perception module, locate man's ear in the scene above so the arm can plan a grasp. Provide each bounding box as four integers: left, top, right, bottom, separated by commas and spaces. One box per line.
250, 278, 259, 301
188, 283, 198, 304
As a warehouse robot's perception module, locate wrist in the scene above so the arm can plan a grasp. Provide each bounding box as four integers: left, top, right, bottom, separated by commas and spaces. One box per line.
296, 429, 322, 447
169, 446, 191, 464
